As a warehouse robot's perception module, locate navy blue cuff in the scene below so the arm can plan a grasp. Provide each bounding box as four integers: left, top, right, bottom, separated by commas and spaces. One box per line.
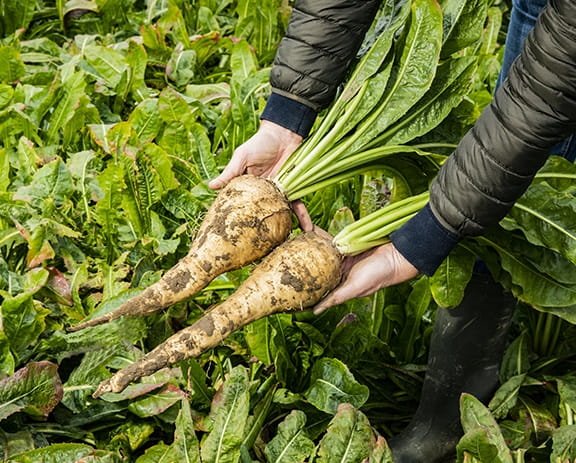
390, 204, 460, 276
261, 92, 317, 138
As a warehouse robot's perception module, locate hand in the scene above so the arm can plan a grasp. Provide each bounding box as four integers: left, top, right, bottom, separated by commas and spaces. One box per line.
208, 120, 302, 190
313, 242, 420, 315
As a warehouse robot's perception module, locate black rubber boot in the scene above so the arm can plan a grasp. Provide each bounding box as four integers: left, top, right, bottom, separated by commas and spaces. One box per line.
389, 271, 516, 463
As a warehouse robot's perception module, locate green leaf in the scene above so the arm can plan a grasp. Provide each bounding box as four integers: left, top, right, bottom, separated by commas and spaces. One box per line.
430, 244, 475, 308
264, 410, 315, 463
0, 46, 25, 84
0, 0, 35, 36
304, 358, 369, 415
234, 0, 285, 60
551, 425, 576, 462
347, 0, 444, 154
499, 333, 530, 383
382, 56, 477, 145
84, 45, 128, 90
108, 421, 155, 454
94, 163, 126, 254
556, 374, 576, 423
340, 0, 409, 105
128, 99, 163, 144
127, 384, 186, 418
0, 331, 14, 378
245, 318, 274, 365
7, 444, 120, 463
477, 233, 576, 313
441, 0, 489, 57
488, 374, 526, 420
201, 366, 250, 463
369, 436, 394, 463
230, 39, 258, 82
0, 84, 14, 109
328, 207, 357, 237
138, 143, 180, 196
0, 430, 35, 460
171, 399, 201, 462
158, 87, 196, 129
503, 180, 576, 266
1, 268, 50, 361
181, 358, 213, 408
166, 48, 196, 87
125, 41, 150, 100
135, 443, 173, 463
189, 122, 219, 180
316, 404, 374, 463
398, 277, 432, 362
13, 159, 74, 212
0, 361, 63, 421
45, 71, 88, 145
458, 393, 513, 463
516, 397, 557, 444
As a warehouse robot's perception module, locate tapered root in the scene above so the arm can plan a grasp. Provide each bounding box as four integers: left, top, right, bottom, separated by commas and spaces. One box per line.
93, 232, 342, 397
69, 175, 292, 332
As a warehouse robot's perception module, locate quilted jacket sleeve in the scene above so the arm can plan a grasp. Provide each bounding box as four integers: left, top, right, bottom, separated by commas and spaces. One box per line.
391, 0, 576, 275
261, 0, 381, 136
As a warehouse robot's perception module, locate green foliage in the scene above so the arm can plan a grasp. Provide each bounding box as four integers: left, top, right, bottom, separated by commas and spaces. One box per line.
0, 361, 62, 421
0, 1, 574, 462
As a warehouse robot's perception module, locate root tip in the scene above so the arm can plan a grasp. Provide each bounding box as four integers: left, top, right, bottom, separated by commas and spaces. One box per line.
93, 381, 112, 399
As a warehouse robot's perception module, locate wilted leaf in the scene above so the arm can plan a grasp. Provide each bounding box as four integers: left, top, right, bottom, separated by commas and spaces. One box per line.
127, 384, 186, 418
0, 361, 63, 421
369, 436, 394, 463
551, 425, 576, 462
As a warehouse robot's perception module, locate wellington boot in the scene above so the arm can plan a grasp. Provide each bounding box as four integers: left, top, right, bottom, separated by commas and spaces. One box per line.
389, 271, 516, 463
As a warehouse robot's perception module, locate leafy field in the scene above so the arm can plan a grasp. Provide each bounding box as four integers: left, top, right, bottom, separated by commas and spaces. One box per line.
1, 1, 576, 462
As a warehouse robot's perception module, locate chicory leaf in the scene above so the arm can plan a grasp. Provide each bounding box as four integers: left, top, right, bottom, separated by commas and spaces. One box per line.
264, 410, 315, 463
458, 393, 513, 463
0, 361, 63, 421
316, 404, 374, 463
201, 366, 250, 463
304, 358, 369, 415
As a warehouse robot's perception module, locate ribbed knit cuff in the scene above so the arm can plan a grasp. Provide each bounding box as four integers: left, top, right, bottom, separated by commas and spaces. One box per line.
261, 92, 317, 138
390, 204, 460, 276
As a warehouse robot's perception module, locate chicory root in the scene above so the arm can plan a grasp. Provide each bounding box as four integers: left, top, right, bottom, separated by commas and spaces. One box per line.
93, 231, 342, 397
69, 175, 292, 332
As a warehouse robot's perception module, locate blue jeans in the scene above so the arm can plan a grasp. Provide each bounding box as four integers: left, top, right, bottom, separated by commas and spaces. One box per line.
498, 0, 576, 161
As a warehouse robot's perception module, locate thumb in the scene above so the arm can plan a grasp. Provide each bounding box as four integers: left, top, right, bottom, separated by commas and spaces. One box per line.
312, 288, 343, 315
208, 153, 246, 190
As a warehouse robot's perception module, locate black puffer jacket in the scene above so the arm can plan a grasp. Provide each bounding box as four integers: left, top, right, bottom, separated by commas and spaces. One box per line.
270, 0, 380, 111
391, 0, 576, 274
262, 0, 576, 274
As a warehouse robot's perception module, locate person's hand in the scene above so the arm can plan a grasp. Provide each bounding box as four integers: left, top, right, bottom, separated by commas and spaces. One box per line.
208, 120, 302, 190
313, 242, 420, 314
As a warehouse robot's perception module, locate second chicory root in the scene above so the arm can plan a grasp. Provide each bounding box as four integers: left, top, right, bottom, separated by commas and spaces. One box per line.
93, 231, 342, 397
69, 175, 292, 332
